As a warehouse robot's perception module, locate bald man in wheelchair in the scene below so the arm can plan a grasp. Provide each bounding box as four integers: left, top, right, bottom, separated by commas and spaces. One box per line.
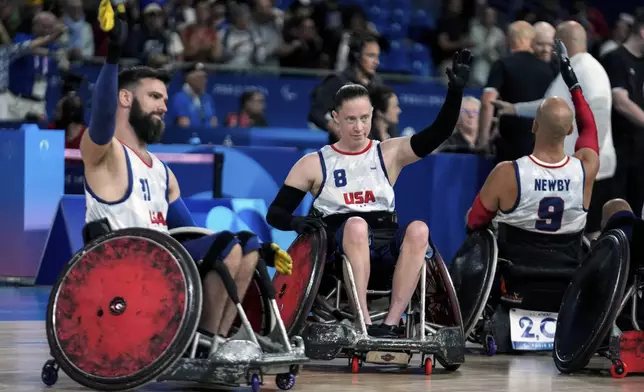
465, 43, 599, 313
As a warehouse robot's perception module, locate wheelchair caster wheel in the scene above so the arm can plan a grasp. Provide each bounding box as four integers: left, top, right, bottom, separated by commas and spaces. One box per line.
275, 373, 296, 390
485, 336, 497, 356
424, 358, 433, 375
610, 361, 628, 378
41, 360, 58, 386
250, 374, 261, 392
351, 356, 360, 373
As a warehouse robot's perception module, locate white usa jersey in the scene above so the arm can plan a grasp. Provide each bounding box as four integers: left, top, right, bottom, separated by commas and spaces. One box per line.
312, 140, 395, 216
496, 155, 587, 234
85, 142, 169, 232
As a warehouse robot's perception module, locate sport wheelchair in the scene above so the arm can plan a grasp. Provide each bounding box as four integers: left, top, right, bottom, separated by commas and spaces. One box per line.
40, 224, 308, 391
449, 228, 592, 356
243, 227, 466, 375
553, 226, 644, 378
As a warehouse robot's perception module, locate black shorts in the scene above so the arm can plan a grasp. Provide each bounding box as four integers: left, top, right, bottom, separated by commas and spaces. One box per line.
586, 177, 615, 233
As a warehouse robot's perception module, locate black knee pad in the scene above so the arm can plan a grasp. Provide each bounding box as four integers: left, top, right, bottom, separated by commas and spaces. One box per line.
236, 230, 255, 245
82, 218, 112, 245
236, 230, 262, 255
604, 211, 636, 235
200, 231, 238, 278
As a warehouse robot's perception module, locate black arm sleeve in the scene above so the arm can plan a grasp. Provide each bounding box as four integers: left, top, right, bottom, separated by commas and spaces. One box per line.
266, 185, 308, 231
409, 86, 464, 157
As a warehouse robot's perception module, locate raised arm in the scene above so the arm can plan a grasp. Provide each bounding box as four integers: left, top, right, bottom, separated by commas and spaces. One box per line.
379, 50, 472, 176
79, 0, 127, 167
266, 153, 326, 234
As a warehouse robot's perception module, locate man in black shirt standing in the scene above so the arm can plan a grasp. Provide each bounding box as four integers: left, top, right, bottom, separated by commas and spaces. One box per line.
308, 31, 382, 144
478, 20, 555, 162
602, 12, 644, 216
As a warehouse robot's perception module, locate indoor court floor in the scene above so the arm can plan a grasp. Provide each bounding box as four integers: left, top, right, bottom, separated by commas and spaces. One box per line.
1, 286, 642, 392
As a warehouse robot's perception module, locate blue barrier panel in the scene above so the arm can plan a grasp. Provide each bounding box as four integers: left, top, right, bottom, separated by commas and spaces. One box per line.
393, 153, 494, 263
35, 195, 297, 285
0, 125, 65, 281
64, 145, 492, 265
58, 64, 482, 131
65, 144, 314, 217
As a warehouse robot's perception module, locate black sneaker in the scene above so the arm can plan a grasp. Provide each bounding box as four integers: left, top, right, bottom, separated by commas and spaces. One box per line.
367, 323, 400, 338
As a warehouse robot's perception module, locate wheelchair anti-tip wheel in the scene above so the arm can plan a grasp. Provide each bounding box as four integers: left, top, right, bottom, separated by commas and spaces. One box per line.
44, 228, 203, 391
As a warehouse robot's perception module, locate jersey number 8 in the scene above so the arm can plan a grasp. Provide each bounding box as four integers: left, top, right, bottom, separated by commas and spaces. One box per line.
535, 196, 564, 232
333, 169, 347, 188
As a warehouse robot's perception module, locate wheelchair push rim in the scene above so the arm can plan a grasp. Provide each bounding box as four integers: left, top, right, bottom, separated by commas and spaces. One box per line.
553, 229, 631, 374
448, 229, 498, 339
273, 229, 327, 336
46, 228, 203, 391
424, 248, 464, 330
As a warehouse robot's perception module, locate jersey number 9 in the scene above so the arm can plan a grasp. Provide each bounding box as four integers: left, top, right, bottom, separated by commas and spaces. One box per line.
535, 197, 564, 232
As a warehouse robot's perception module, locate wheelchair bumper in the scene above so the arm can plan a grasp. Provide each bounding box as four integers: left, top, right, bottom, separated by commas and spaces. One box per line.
158, 338, 308, 386
301, 322, 465, 366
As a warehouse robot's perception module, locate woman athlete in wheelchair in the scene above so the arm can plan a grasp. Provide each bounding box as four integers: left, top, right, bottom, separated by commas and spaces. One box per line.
264, 54, 474, 373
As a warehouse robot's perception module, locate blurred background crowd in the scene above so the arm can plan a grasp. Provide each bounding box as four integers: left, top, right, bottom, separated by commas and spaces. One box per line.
1, 0, 643, 228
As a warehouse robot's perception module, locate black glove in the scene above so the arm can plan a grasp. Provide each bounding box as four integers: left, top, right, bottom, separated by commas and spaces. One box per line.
290, 216, 326, 235
553, 39, 580, 91
445, 50, 473, 90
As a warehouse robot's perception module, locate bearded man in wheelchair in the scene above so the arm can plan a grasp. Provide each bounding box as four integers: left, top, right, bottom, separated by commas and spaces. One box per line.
450, 50, 601, 354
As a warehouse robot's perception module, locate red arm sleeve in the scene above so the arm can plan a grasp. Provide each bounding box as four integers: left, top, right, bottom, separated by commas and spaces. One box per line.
571, 88, 599, 154
467, 194, 497, 230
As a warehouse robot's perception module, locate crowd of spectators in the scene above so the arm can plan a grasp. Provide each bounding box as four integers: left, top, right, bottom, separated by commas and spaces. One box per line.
0, 0, 641, 144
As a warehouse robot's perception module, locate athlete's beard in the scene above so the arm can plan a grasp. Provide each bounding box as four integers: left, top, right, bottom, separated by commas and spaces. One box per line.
129, 98, 165, 144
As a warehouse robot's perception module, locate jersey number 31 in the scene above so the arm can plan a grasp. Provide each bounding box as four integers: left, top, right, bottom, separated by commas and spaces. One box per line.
535, 197, 564, 232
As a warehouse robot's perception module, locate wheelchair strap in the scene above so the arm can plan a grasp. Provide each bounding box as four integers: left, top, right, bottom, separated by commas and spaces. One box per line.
371, 228, 398, 248
497, 223, 583, 269
310, 209, 399, 233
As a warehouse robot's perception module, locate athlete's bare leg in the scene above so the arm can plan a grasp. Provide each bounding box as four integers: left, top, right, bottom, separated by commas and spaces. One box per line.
218, 250, 260, 336
384, 221, 428, 325
342, 217, 372, 325
199, 244, 243, 335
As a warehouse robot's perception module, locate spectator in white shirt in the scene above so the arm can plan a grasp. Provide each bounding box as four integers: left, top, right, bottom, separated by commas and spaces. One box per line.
491, 21, 615, 239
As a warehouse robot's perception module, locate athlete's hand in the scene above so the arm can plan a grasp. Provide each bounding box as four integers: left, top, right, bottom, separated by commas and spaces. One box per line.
290, 216, 326, 235
553, 39, 580, 91
446, 49, 473, 90
261, 242, 293, 275
98, 0, 127, 46
491, 99, 516, 116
